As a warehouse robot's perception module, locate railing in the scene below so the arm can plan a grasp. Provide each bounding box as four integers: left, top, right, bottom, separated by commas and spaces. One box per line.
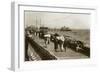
28, 37, 57, 60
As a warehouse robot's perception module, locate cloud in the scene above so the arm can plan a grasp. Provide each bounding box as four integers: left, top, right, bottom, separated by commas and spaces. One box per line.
25, 11, 90, 29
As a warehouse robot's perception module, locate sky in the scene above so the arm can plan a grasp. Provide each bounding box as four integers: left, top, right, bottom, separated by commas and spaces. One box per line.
24, 11, 90, 29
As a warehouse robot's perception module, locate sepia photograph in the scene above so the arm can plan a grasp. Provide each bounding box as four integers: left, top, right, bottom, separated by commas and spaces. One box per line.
24, 11, 90, 61
11, 2, 97, 71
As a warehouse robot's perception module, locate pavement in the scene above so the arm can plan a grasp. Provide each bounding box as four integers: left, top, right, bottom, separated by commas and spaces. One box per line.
31, 35, 89, 60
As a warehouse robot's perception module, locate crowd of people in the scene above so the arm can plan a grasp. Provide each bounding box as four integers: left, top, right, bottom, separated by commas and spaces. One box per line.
25, 27, 90, 60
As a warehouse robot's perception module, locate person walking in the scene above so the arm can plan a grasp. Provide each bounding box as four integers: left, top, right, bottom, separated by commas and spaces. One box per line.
54, 36, 59, 52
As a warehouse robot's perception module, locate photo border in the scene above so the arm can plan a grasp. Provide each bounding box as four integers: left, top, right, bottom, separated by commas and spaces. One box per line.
11, 2, 97, 71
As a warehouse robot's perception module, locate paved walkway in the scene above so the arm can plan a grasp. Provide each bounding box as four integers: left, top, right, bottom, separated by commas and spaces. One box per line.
32, 35, 89, 60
